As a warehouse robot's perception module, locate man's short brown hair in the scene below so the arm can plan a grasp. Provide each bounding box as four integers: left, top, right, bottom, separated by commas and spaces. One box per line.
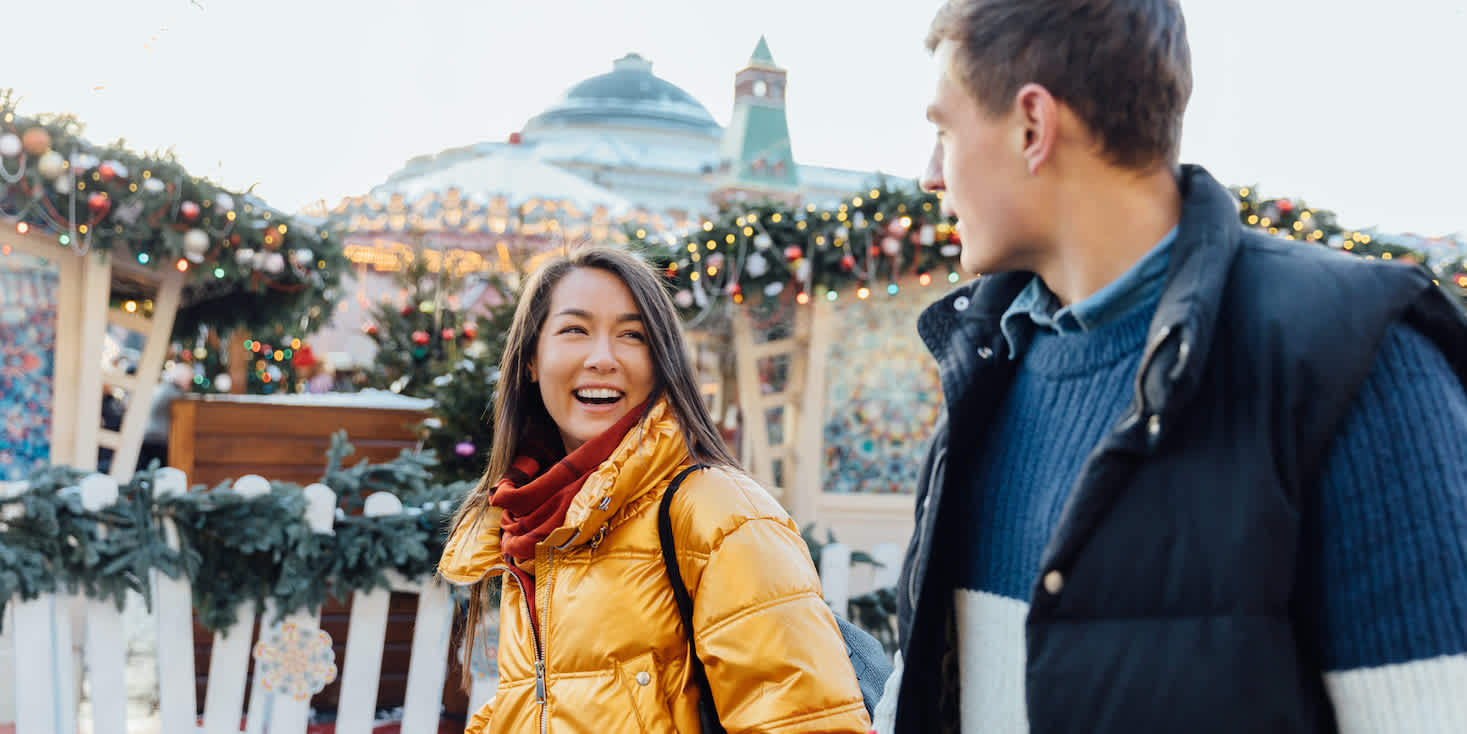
927, 0, 1192, 170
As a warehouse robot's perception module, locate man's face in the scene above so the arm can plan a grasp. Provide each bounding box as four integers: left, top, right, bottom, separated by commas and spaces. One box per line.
921, 40, 1041, 275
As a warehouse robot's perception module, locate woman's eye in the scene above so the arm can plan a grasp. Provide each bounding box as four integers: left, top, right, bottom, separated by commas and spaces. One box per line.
622, 331, 646, 341
558, 325, 587, 335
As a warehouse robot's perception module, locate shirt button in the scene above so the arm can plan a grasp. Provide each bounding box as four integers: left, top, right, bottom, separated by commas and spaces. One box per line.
977, 346, 994, 360
635, 671, 651, 686
953, 296, 970, 312
1043, 570, 1064, 595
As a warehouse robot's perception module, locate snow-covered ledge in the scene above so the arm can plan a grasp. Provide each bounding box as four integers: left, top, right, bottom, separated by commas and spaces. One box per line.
191, 388, 434, 411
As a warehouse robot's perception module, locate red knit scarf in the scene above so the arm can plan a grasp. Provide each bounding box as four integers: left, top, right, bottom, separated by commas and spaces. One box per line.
491, 402, 648, 570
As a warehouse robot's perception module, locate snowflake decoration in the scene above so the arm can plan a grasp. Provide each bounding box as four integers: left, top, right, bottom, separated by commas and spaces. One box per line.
251, 623, 338, 700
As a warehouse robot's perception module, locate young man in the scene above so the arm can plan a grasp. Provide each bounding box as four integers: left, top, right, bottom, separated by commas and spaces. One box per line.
873, 1, 1467, 732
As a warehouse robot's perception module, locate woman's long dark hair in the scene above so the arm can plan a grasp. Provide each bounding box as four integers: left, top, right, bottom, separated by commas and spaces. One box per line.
451, 245, 738, 689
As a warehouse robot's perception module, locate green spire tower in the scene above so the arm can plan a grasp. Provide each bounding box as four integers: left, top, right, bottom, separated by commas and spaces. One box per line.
713, 36, 801, 206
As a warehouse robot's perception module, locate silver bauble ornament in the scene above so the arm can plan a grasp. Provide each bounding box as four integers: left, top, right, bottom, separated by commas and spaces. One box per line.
36, 151, 66, 179
183, 229, 210, 263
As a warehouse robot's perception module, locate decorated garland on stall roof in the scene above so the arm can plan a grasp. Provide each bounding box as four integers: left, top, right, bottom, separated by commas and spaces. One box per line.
629, 178, 958, 322
0, 90, 348, 339
626, 179, 1467, 316
0, 434, 471, 634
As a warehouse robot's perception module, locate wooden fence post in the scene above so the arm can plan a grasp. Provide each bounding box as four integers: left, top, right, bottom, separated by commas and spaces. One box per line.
152, 467, 198, 734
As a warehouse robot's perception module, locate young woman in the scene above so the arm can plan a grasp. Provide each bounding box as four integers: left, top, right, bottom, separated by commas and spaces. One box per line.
439, 247, 870, 733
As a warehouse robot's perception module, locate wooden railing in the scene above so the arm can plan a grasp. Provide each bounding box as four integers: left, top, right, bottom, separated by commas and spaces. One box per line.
2, 469, 493, 734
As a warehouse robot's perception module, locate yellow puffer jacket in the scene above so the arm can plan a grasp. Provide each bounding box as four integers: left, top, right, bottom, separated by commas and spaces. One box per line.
438, 400, 871, 733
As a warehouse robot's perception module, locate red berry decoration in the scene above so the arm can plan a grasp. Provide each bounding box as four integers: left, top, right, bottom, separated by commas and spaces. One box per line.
728, 282, 743, 296
363, 323, 379, 336
411, 330, 430, 346
400, 304, 414, 316
462, 324, 478, 340
97, 162, 116, 182
441, 328, 456, 341
179, 201, 201, 223
1277, 199, 1294, 215
87, 192, 110, 217
783, 245, 803, 262
840, 254, 857, 271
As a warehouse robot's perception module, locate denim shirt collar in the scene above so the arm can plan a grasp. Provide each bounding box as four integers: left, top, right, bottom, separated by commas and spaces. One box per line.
999, 225, 1178, 358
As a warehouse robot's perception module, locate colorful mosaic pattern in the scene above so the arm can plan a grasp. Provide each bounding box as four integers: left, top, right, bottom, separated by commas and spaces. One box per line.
822, 284, 943, 494
1, 259, 58, 482
251, 623, 339, 700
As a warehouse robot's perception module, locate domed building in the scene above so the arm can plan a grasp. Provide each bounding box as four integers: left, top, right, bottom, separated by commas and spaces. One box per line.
315, 38, 886, 367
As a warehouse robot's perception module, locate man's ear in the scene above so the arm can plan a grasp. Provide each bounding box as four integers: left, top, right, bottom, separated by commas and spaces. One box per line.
1015, 83, 1059, 175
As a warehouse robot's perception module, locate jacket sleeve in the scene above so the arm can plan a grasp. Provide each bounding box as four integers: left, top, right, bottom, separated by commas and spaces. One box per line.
1306, 322, 1467, 732
464, 696, 494, 734
674, 470, 872, 733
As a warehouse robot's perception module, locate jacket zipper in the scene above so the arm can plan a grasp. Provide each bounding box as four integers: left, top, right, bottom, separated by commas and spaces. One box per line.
539, 548, 556, 734
494, 563, 549, 731
908, 440, 945, 609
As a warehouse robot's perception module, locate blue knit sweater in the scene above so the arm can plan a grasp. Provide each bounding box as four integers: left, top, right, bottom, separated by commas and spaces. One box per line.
945, 283, 1467, 731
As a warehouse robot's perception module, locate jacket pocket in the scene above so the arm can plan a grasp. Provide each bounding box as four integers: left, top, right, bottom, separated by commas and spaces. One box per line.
616, 650, 671, 733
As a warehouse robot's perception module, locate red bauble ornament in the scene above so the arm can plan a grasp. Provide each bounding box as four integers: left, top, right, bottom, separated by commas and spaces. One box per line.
229, 233, 241, 246
1277, 199, 1294, 214
363, 323, 379, 336
840, 254, 857, 272
98, 163, 116, 182
179, 201, 201, 223
869, 245, 882, 257
783, 245, 803, 262
400, 304, 414, 316
87, 192, 110, 217
441, 328, 456, 341
411, 330, 430, 346
462, 324, 478, 340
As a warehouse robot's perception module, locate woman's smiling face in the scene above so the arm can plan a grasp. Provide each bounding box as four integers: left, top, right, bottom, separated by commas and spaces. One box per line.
530, 267, 655, 453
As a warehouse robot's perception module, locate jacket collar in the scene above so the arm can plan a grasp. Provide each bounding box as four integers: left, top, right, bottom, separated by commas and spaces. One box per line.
917, 164, 1242, 424
437, 399, 690, 584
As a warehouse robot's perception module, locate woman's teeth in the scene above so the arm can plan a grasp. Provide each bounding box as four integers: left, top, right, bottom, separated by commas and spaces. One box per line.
576, 388, 622, 404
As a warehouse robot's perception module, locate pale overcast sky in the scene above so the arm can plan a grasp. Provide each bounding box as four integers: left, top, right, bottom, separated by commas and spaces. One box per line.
3, 0, 1463, 235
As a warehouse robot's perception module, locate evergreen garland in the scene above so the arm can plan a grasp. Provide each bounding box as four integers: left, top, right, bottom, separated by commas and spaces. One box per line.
0, 91, 348, 340
627, 179, 1466, 317
0, 441, 470, 634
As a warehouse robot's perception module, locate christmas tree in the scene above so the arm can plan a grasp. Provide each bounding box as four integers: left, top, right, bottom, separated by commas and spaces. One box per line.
360, 237, 491, 396
358, 233, 519, 483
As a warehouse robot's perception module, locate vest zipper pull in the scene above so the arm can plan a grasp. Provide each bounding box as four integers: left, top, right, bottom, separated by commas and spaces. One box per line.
535, 659, 547, 703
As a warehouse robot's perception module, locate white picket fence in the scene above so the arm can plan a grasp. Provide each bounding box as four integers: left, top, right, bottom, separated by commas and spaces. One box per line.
3, 469, 900, 734
2, 468, 495, 734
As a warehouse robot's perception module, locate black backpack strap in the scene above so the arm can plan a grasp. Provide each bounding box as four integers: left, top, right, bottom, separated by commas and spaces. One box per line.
657, 464, 725, 733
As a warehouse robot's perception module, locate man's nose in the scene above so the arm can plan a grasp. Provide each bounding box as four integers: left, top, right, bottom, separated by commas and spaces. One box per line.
920, 141, 945, 193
